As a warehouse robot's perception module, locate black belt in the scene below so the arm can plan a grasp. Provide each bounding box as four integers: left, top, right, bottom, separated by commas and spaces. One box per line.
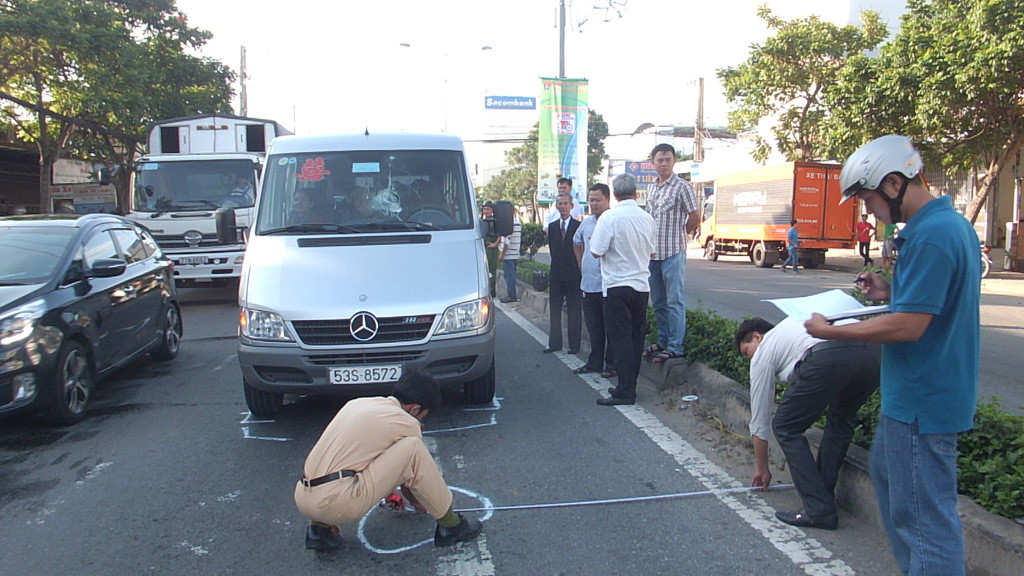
301, 469, 356, 488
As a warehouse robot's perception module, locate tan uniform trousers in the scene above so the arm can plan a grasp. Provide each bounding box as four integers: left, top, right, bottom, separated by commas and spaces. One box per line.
294, 435, 453, 526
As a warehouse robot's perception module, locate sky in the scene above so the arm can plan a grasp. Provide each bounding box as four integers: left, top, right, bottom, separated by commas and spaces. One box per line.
173, 0, 899, 163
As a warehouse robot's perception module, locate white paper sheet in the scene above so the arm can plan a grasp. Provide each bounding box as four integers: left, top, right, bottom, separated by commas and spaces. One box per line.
763, 289, 889, 321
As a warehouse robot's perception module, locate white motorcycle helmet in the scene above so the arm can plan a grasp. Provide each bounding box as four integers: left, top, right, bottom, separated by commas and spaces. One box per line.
839, 135, 923, 204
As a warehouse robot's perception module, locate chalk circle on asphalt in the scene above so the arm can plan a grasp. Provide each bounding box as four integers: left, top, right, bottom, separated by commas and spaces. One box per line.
357, 485, 493, 554
681, 395, 699, 402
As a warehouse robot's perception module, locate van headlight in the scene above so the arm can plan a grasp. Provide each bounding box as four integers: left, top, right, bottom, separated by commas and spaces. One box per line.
435, 297, 490, 336
0, 300, 46, 347
239, 308, 293, 341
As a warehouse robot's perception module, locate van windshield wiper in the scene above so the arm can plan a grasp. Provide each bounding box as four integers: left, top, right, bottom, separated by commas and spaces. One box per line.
261, 224, 363, 235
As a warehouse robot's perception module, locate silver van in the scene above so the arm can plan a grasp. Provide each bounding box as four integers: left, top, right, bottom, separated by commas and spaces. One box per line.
237, 133, 510, 416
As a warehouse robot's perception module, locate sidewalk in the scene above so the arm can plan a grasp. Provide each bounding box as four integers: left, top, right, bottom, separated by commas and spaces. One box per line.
498, 272, 1024, 576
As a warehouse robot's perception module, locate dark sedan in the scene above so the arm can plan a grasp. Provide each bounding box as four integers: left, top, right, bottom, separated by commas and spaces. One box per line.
0, 213, 182, 424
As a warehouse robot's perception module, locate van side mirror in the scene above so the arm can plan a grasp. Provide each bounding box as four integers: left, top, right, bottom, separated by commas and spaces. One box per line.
216, 207, 237, 244
492, 201, 514, 237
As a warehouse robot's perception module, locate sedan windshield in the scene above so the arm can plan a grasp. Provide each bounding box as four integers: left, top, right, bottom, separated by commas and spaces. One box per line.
0, 226, 76, 285
256, 150, 473, 234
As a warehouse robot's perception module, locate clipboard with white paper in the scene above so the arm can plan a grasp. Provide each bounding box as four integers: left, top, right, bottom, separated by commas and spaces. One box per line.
762, 289, 890, 322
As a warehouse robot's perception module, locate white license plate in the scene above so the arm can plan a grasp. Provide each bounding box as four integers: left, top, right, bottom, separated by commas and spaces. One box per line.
328, 364, 403, 385
178, 256, 208, 265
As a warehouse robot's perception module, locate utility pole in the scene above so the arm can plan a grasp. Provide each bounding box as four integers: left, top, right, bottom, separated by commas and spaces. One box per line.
559, 0, 566, 77
694, 77, 704, 163
239, 46, 249, 117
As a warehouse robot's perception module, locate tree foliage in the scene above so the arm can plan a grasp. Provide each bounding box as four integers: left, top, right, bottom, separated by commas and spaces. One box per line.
0, 0, 233, 211
481, 109, 609, 217
823, 0, 1024, 223
717, 6, 887, 163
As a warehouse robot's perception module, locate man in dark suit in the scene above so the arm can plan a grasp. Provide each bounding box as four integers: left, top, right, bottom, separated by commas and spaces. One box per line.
545, 192, 583, 354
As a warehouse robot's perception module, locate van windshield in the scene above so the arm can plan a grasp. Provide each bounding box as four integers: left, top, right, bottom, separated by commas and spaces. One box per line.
256, 150, 473, 234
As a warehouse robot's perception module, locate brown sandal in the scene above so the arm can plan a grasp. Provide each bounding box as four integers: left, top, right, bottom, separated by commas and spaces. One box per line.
642, 343, 664, 359
651, 351, 683, 364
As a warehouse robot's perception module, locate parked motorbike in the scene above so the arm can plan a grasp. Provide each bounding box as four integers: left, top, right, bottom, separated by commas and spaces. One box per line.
981, 244, 993, 279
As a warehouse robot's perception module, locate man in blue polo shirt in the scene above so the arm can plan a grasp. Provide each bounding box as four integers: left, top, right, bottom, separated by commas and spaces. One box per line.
805, 136, 980, 576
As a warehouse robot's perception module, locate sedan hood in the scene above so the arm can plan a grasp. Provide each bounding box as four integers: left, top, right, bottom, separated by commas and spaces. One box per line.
0, 284, 44, 312
241, 233, 485, 320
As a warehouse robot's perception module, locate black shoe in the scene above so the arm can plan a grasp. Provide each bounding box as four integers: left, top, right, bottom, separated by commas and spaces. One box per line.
434, 513, 482, 547
567, 348, 579, 355
597, 396, 634, 406
606, 387, 617, 395
775, 509, 838, 530
543, 347, 561, 353
305, 522, 342, 550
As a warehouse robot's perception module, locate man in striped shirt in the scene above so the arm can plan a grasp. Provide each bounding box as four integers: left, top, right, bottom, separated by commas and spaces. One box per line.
645, 143, 700, 363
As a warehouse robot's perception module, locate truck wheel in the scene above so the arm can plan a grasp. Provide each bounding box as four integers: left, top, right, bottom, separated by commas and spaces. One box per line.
704, 240, 718, 261
244, 379, 283, 417
751, 244, 773, 268
463, 360, 496, 404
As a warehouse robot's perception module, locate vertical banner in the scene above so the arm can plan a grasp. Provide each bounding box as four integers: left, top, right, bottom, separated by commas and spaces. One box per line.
538, 77, 589, 207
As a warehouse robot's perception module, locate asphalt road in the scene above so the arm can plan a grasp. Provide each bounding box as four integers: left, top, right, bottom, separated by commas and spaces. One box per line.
0, 282, 898, 575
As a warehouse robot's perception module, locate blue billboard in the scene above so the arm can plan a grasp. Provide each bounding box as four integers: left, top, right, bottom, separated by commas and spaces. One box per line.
484, 96, 537, 110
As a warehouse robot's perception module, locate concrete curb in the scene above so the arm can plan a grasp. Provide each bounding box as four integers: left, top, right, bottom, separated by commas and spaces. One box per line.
506, 278, 1024, 576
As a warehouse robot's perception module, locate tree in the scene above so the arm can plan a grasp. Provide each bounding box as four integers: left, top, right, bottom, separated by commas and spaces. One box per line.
481, 109, 609, 217
717, 6, 887, 163
823, 0, 1024, 224
0, 0, 233, 212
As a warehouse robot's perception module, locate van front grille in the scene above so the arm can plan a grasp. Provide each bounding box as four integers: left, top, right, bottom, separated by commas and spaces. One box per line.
293, 315, 435, 346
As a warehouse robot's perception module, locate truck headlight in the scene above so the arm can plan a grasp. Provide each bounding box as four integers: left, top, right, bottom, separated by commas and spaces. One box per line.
435, 297, 490, 336
239, 308, 292, 341
0, 300, 46, 347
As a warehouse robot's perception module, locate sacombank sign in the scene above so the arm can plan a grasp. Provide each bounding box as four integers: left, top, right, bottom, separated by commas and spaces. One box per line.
484, 96, 537, 110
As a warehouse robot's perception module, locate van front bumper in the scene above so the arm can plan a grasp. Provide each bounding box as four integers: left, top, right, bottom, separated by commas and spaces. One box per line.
238, 329, 495, 396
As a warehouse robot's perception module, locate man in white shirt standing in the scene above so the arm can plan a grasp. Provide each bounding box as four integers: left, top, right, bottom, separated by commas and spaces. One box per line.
735, 317, 880, 530
498, 215, 522, 303
589, 174, 655, 405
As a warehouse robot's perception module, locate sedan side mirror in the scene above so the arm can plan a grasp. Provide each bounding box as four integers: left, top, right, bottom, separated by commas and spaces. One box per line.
89, 258, 127, 278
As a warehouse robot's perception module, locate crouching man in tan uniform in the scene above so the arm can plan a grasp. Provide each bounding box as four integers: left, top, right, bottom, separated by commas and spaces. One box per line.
294, 369, 482, 550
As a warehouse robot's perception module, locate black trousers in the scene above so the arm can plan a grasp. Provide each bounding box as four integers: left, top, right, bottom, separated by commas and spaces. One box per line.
582, 292, 614, 371
548, 279, 582, 351
772, 341, 881, 519
603, 286, 648, 401
859, 241, 873, 266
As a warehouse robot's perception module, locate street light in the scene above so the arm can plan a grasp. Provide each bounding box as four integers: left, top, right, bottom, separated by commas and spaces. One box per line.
398, 43, 493, 133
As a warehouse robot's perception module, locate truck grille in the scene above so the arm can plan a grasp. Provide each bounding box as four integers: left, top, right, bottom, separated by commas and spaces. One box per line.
152, 233, 221, 249
293, 315, 435, 346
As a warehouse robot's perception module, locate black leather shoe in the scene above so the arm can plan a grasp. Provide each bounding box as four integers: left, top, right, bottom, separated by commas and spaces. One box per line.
542, 347, 561, 353
305, 522, 342, 550
606, 387, 617, 395
775, 509, 838, 530
597, 396, 634, 406
434, 513, 482, 547
567, 348, 579, 355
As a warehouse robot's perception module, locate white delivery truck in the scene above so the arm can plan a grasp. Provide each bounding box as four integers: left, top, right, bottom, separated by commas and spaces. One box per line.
236, 132, 512, 416
126, 114, 290, 285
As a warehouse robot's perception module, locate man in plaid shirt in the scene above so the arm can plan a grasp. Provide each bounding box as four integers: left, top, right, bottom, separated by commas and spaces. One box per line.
645, 143, 700, 363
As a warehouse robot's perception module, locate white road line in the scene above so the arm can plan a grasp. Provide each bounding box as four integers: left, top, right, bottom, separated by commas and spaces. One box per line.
212, 353, 237, 372
500, 306, 855, 576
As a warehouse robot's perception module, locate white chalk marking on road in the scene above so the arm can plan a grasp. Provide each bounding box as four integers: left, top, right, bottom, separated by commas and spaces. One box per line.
74, 461, 114, 487
217, 491, 241, 503
356, 485, 495, 557
500, 306, 855, 576
241, 426, 289, 442
178, 540, 211, 556
212, 353, 237, 372
239, 411, 274, 424
424, 414, 497, 435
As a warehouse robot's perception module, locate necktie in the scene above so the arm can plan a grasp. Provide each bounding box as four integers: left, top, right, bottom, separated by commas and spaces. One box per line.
561, 220, 567, 238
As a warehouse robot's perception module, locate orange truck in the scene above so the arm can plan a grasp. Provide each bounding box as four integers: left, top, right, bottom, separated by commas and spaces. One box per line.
700, 161, 857, 268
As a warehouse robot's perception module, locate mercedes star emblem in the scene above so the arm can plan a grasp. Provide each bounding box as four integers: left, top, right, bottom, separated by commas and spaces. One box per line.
349, 312, 379, 342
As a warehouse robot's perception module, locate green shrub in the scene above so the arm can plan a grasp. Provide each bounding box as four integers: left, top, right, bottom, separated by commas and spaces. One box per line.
957, 400, 1024, 519
682, 308, 749, 384
520, 222, 547, 260
516, 259, 549, 289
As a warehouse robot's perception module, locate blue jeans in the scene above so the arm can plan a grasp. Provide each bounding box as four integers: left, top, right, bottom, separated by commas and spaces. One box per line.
648, 252, 685, 356
871, 415, 965, 575
502, 258, 518, 299
782, 246, 799, 269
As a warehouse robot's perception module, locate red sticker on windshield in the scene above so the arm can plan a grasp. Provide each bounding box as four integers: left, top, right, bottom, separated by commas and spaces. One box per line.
295, 157, 331, 182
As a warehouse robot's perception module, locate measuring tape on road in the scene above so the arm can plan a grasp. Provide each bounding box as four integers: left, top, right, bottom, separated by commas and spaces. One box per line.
455, 483, 795, 513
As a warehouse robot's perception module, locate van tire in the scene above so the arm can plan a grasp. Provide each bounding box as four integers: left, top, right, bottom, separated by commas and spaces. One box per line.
463, 360, 496, 404
244, 380, 284, 417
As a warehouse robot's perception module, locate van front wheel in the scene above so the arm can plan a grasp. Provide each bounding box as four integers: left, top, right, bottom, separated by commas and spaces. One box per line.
244, 380, 284, 417
463, 360, 496, 404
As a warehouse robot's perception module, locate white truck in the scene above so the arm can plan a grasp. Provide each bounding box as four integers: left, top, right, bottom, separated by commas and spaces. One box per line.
126, 114, 290, 285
